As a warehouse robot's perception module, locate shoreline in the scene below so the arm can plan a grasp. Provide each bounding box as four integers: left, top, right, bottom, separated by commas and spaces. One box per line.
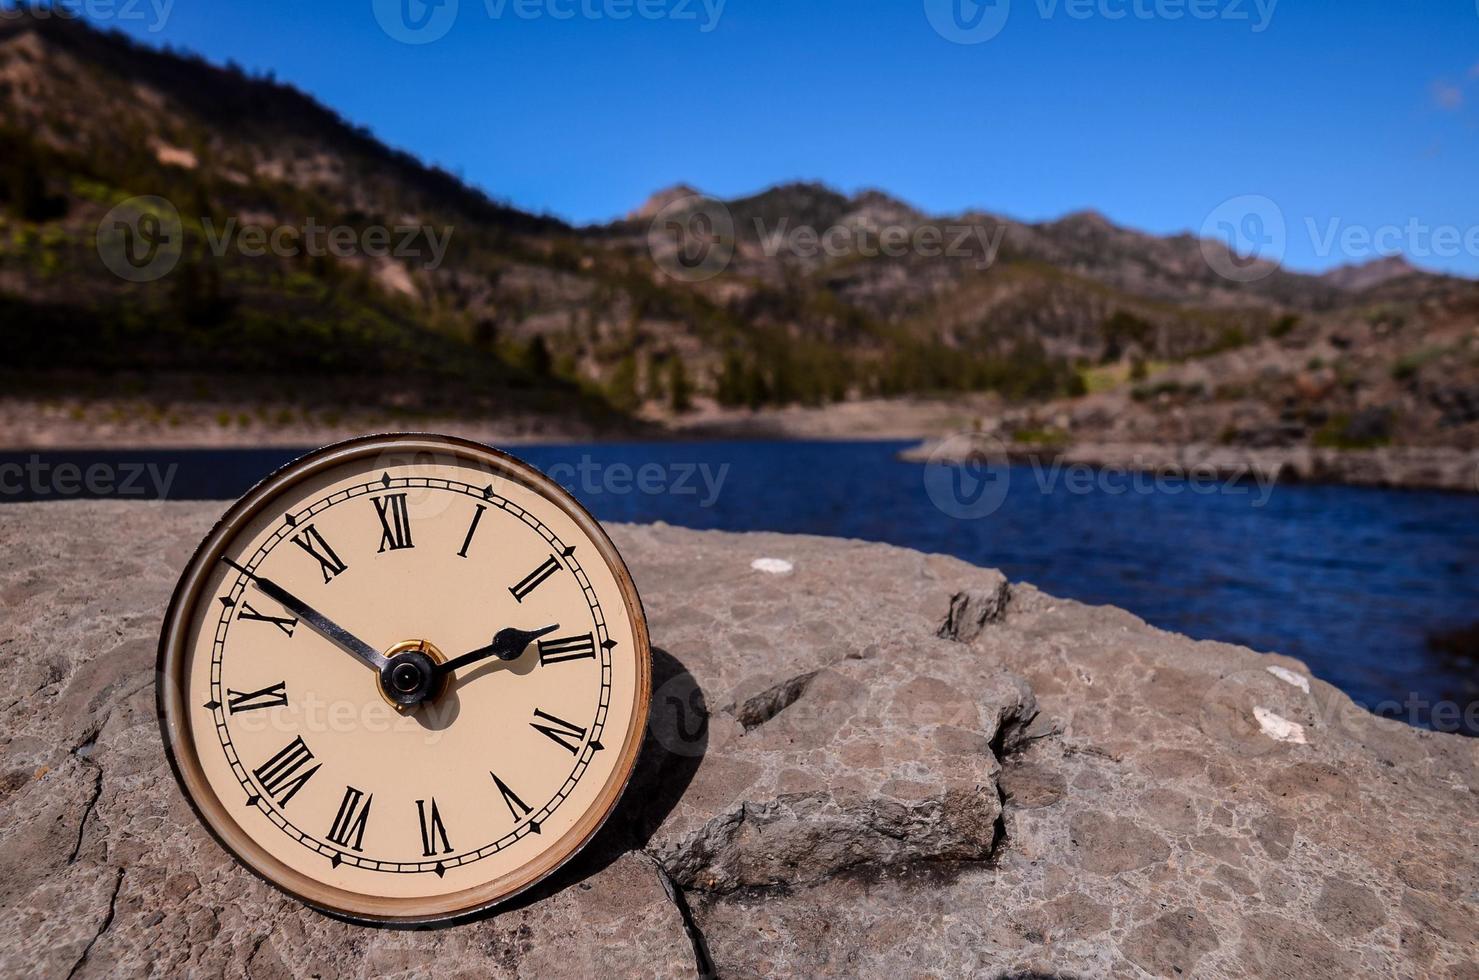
900, 437, 1479, 495
4, 395, 1477, 495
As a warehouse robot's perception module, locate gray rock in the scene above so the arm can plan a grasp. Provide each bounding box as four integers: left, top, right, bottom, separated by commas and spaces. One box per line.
2, 502, 1476, 978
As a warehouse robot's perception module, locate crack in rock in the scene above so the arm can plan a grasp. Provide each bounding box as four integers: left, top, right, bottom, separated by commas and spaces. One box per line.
65, 866, 123, 980
732, 670, 820, 731
650, 856, 718, 979
68, 765, 103, 864
938, 582, 1012, 643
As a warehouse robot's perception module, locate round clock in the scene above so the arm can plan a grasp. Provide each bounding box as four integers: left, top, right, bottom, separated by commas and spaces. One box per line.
156, 434, 651, 925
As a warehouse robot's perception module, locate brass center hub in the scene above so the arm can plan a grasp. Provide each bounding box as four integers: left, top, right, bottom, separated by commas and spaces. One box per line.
378, 639, 447, 711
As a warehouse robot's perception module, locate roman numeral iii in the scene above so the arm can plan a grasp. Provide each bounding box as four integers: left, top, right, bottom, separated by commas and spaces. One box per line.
291, 525, 348, 584
227, 681, 288, 713
326, 786, 373, 851
537, 632, 596, 666
509, 555, 561, 603
253, 736, 320, 806
372, 493, 414, 552
417, 798, 453, 856
530, 708, 587, 755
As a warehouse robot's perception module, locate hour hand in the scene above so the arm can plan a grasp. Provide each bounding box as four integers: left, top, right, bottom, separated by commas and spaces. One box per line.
439, 624, 559, 677
222, 557, 389, 672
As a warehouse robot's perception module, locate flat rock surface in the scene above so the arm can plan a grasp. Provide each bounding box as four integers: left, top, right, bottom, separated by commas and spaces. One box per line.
2, 502, 1476, 978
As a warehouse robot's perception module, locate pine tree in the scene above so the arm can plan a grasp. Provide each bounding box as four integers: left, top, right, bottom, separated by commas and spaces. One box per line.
668, 355, 692, 412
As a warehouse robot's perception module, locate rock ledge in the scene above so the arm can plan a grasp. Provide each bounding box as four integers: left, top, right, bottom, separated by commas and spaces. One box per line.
1, 503, 1475, 978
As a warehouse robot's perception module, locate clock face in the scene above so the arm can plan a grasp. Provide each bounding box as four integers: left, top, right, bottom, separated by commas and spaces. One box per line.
156, 435, 650, 924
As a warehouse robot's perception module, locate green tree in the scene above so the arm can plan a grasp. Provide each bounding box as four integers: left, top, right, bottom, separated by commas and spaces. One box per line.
523, 335, 553, 377
716, 352, 747, 407
668, 355, 693, 412
607, 353, 640, 411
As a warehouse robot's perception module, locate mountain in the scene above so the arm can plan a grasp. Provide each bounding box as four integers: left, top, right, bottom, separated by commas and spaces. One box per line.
1319, 255, 1422, 292
2, 12, 1475, 444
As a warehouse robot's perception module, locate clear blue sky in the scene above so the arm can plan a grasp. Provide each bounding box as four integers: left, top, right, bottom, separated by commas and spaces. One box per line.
98, 0, 1479, 276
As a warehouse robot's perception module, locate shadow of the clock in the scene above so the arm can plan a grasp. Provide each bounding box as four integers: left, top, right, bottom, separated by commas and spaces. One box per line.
473, 645, 708, 919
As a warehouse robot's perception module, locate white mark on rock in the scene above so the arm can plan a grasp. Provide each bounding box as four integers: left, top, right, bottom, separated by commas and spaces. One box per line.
751, 558, 794, 575
1253, 706, 1307, 744
1266, 665, 1310, 694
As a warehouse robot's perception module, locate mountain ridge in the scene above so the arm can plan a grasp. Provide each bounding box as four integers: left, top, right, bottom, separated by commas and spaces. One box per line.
2, 12, 1475, 447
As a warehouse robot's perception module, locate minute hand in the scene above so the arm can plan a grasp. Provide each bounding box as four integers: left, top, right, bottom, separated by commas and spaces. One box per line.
224, 559, 388, 672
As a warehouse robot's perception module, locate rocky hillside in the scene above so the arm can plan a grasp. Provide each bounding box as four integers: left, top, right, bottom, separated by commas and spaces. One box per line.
2, 13, 1476, 440
4, 502, 1476, 976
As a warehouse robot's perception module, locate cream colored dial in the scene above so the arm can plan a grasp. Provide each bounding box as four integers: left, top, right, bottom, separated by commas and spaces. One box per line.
156, 435, 650, 924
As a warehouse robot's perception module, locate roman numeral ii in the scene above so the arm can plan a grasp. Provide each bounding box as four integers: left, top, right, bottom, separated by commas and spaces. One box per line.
509, 555, 561, 603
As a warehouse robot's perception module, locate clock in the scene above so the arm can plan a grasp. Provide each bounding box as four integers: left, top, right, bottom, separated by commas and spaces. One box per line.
156, 434, 651, 925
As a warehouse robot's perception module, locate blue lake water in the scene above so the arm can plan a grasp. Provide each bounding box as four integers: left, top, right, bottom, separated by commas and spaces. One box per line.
4, 440, 1476, 735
